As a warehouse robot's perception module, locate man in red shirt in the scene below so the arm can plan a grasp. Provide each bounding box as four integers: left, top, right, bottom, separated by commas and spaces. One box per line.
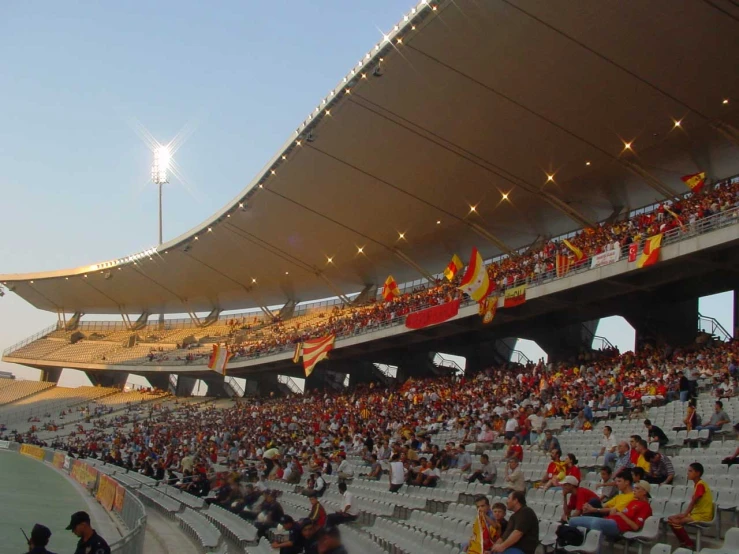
569, 480, 653, 539
561, 476, 601, 521
502, 436, 524, 463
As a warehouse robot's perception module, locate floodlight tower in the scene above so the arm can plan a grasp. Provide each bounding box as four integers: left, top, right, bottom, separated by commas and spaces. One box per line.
151, 144, 170, 245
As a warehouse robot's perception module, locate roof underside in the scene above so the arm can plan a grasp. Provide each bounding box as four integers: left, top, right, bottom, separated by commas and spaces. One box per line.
3, 0, 739, 314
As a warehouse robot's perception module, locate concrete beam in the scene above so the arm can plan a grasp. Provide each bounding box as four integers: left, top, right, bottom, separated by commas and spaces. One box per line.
85, 371, 128, 389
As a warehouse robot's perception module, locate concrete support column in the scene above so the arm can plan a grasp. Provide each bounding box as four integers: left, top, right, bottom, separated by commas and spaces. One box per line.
85, 371, 129, 389
244, 372, 281, 397
142, 373, 171, 391
523, 320, 598, 364
39, 367, 63, 384
201, 374, 229, 398
175, 375, 197, 397
622, 297, 698, 350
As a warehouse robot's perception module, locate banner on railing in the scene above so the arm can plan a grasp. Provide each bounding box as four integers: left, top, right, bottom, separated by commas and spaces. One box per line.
96, 474, 121, 511
0, 440, 10, 449
70, 460, 98, 488
590, 248, 621, 269
405, 299, 460, 330
52, 452, 66, 469
113, 482, 126, 513
20, 444, 46, 461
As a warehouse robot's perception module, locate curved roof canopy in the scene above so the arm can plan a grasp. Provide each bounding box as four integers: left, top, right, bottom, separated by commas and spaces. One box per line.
3, 0, 739, 314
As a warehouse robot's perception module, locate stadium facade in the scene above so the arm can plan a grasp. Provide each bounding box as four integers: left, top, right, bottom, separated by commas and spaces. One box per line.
2, 0, 739, 396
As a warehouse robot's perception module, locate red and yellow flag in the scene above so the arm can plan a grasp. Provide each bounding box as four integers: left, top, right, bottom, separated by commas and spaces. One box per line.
478, 295, 499, 324
503, 284, 527, 308
555, 254, 571, 278
293, 335, 335, 377
681, 172, 706, 193
208, 344, 233, 375
637, 234, 663, 268
443, 254, 463, 281
563, 239, 584, 261
458, 248, 494, 302
382, 275, 400, 302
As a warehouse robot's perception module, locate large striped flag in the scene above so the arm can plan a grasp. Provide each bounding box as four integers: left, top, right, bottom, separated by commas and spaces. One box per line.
681, 172, 706, 193
382, 275, 400, 302
208, 344, 233, 375
637, 234, 663, 268
443, 254, 464, 281
293, 335, 335, 377
504, 284, 527, 308
555, 253, 571, 278
563, 239, 584, 261
457, 247, 494, 302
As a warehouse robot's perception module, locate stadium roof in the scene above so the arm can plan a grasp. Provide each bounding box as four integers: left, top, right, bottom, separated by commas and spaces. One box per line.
2, 0, 739, 315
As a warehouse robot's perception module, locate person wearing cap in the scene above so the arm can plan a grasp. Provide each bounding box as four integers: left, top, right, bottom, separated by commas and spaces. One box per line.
26, 523, 56, 554
270, 515, 303, 554
569, 480, 652, 539
561, 476, 600, 522
66, 511, 110, 554
315, 526, 348, 554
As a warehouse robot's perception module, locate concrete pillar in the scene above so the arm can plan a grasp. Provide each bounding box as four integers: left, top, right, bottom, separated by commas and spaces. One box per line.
523, 320, 598, 364
175, 375, 197, 397
622, 296, 698, 350
142, 373, 171, 391
201, 375, 229, 398
244, 372, 281, 397
39, 367, 63, 384
85, 371, 129, 389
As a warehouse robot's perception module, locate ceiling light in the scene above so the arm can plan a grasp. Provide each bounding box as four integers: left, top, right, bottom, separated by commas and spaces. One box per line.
623, 142, 632, 150
227, 214, 230, 218
469, 205, 477, 212
501, 192, 509, 201
84, 274, 88, 278
282, 155, 287, 160
436, 220, 441, 225
252, 278, 257, 283
239, 203, 244, 208
207, 227, 212, 232
65, 277, 69, 280
398, 232, 405, 240
285, 271, 289, 275
546, 174, 554, 182
296, 140, 302, 146
194, 236, 199, 240
327, 257, 333, 264
357, 246, 364, 254
270, 169, 276, 175
585, 161, 591, 166
30, 281, 34, 284
723, 99, 729, 105
673, 120, 682, 128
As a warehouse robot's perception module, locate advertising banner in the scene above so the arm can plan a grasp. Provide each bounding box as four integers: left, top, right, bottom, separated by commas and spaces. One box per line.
70, 460, 98, 489
53, 452, 66, 469
96, 474, 117, 511
590, 248, 621, 269
405, 299, 460, 329
20, 444, 46, 461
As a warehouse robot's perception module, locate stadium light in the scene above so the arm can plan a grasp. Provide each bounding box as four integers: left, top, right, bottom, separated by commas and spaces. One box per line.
151, 143, 171, 245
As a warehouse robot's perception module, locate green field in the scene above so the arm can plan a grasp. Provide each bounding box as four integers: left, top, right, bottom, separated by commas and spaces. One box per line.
0, 450, 89, 553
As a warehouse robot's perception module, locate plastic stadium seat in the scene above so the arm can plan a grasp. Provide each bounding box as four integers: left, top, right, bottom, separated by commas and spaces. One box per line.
564, 529, 601, 554
623, 516, 660, 554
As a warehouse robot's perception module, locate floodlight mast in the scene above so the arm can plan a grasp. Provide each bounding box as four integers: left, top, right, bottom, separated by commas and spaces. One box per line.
151, 145, 170, 245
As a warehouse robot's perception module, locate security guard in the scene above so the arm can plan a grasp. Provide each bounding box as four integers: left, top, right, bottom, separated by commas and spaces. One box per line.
66, 511, 110, 554
25, 523, 56, 554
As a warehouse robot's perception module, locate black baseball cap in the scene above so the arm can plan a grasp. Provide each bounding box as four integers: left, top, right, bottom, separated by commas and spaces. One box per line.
30, 524, 52, 545
66, 511, 90, 530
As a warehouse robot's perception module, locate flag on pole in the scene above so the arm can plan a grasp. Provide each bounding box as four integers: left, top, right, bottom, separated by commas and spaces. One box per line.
208, 344, 233, 375
628, 242, 638, 262
555, 253, 571, 278
637, 234, 663, 268
443, 254, 464, 281
681, 172, 706, 193
503, 284, 527, 308
664, 205, 686, 231
457, 247, 494, 302
382, 275, 400, 302
294, 335, 335, 377
563, 239, 584, 261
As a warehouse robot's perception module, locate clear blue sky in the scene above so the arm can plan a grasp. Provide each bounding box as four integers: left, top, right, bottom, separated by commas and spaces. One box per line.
0, 1, 733, 386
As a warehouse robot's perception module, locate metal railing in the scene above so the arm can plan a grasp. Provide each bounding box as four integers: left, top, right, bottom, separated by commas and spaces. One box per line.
510, 350, 532, 365
698, 313, 733, 342
2, 322, 61, 357
434, 353, 465, 375
225, 376, 245, 397
277, 375, 303, 394
6, 193, 739, 366
592, 335, 616, 351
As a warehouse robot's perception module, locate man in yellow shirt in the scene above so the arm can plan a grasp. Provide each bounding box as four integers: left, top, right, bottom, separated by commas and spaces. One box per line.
580, 470, 634, 516
668, 463, 714, 549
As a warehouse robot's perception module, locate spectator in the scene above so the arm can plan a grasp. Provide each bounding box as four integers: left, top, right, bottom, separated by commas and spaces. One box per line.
594, 466, 616, 502
366, 454, 383, 480
540, 449, 565, 491
315, 525, 348, 554
598, 425, 618, 467
643, 451, 675, 485
667, 463, 715, 549
502, 436, 524, 463
241, 490, 284, 539
696, 401, 731, 433
612, 441, 633, 478
540, 429, 560, 453
388, 454, 405, 493
326, 483, 357, 526
644, 419, 669, 447
561, 476, 601, 522
336, 453, 354, 482
271, 516, 303, 554
569, 480, 652, 539
465, 495, 501, 554
721, 423, 739, 466
307, 491, 327, 529
504, 459, 526, 493
684, 399, 698, 431
468, 453, 497, 484
490, 491, 539, 554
